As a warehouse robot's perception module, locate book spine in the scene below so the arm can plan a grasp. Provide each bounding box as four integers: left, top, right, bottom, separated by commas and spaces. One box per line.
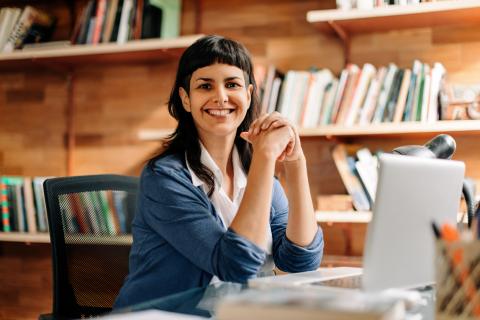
92, 0, 107, 44
1, 179, 11, 232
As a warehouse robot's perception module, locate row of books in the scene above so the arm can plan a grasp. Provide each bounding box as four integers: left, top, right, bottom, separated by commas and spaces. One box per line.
258, 60, 449, 128
59, 190, 132, 236
0, 176, 132, 236
0, 177, 49, 233
0, 6, 56, 52
72, 0, 181, 45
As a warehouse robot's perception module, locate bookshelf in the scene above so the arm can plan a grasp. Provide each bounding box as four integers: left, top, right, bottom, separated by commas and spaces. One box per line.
307, 0, 480, 63
0, 35, 203, 69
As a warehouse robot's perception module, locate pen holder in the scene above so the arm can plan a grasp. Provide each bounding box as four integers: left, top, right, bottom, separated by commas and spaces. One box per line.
436, 239, 480, 319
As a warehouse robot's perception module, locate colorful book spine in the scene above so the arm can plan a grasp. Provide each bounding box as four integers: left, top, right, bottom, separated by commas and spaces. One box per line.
1, 179, 10, 232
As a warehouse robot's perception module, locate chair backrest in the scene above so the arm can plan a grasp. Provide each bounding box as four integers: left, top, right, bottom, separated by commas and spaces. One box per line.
44, 174, 139, 319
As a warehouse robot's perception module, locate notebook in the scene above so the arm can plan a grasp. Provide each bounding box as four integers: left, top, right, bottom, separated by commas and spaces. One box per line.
249, 153, 465, 291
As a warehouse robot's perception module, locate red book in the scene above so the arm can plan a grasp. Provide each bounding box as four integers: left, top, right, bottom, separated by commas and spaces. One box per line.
92, 0, 107, 44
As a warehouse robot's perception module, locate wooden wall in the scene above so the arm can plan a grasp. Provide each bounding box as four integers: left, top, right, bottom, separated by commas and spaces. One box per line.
2, 0, 480, 318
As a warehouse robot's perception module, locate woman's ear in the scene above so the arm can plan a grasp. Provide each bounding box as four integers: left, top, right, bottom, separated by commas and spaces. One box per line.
246, 84, 253, 108
179, 87, 191, 112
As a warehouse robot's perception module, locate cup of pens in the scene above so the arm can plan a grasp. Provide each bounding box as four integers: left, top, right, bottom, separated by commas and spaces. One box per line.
434, 222, 480, 319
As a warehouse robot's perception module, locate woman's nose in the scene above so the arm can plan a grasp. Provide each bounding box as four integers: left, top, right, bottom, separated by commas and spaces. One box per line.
212, 87, 228, 106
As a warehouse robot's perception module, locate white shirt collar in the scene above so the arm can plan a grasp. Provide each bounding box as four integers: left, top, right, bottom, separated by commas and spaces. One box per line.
186, 143, 247, 193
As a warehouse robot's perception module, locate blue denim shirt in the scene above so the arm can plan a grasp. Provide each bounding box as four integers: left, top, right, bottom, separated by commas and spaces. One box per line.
114, 153, 324, 308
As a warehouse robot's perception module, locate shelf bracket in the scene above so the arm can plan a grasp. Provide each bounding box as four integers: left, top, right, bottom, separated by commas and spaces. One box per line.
327, 21, 351, 66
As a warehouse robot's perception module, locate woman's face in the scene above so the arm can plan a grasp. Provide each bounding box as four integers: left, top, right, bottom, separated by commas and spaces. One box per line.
179, 63, 253, 141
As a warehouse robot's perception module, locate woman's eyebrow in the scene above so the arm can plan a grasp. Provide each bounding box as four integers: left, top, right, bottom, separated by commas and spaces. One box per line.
195, 77, 212, 82
225, 76, 242, 81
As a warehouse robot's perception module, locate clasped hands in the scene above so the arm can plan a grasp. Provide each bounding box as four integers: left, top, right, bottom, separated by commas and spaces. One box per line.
240, 112, 303, 162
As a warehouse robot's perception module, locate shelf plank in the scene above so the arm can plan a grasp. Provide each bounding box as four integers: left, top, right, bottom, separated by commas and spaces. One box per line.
0, 232, 133, 244
299, 120, 480, 137
0, 232, 50, 243
316, 210, 467, 223
316, 211, 372, 223
138, 120, 480, 140
307, 0, 480, 34
0, 35, 203, 68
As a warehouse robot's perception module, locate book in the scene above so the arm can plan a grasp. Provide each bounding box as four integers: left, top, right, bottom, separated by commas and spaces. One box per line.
216, 287, 406, 320
22, 177, 37, 233
0, 8, 22, 51
268, 77, 283, 114
344, 63, 376, 126
383, 69, 404, 122
329, 68, 349, 124
3, 6, 56, 52
372, 63, 398, 123
426, 62, 446, 123
393, 69, 411, 123
358, 66, 387, 125
141, 0, 162, 39
117, 0, 134, 44
403, 60, 421, 121
336, 64, 360, 125
1, 178, 11, 232
301, 69, 334, 127
319, 78, 339, 126
92, 0, 107, 44
331, 144, 370, 211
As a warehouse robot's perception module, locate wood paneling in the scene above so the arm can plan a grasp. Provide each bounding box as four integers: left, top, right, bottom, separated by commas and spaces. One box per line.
0, 243, 52, 320
2, 0, 480, 318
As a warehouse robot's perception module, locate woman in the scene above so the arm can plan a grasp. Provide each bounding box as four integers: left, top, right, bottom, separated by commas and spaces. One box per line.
114, 35, 324, 308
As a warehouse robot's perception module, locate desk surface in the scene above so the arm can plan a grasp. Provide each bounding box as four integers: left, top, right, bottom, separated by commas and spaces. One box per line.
115, 279, 436, 319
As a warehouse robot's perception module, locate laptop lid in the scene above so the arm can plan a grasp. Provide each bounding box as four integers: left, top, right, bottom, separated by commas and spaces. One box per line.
362, 153, 465, 292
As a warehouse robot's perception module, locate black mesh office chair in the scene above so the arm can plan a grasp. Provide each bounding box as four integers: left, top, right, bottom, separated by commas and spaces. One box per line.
42, 174, 139, 320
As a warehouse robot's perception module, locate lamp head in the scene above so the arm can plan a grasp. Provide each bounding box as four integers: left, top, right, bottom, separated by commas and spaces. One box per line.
392, 134, 456, 160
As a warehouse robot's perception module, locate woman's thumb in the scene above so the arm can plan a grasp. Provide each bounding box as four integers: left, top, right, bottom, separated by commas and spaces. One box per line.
240, 131, 251, 143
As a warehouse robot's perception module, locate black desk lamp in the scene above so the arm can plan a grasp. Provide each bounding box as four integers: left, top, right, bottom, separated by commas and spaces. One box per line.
392, 134, 477, 228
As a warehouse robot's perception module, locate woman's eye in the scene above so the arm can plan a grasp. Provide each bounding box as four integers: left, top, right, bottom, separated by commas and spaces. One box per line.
198, 83, 211, 89
226, 82, 241, 88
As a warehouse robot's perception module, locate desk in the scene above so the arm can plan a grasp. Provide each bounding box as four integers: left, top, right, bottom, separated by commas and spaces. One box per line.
116, 280, 436, 319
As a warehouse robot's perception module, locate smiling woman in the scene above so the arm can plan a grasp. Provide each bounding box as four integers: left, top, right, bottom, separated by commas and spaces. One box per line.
113, 35, 324, 308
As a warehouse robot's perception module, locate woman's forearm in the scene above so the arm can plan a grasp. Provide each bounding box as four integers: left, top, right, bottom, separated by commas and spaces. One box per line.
230, 151, 276, 249
284, 156, 318, 247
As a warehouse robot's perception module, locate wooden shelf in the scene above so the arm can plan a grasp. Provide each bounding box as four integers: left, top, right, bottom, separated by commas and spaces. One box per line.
0, 232, 133, 244
64, 234, 133, 245
316, 211, 372, 223
300, 120, 480, 138
307, 0, 480, 34
316, 210, 467, 224
0, 35, 203, 69
138, 120, 480, 140
0, 232, 50, 243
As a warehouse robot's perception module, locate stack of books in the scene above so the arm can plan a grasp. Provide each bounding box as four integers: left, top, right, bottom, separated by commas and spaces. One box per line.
0, 6, 56, 52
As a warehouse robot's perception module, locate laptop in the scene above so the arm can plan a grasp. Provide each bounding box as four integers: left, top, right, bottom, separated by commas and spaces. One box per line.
249, 153, 465, 291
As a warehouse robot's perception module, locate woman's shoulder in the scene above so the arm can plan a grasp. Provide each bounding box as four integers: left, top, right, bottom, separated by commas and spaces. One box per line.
143, 153, 191, 183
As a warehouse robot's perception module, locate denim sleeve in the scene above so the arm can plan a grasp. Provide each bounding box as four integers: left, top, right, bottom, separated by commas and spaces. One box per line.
270, 179, 324, 272
141, 166, 266, 283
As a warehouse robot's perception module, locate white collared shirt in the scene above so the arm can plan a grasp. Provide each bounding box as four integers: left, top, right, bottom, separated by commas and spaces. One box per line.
186, 144, 273, 254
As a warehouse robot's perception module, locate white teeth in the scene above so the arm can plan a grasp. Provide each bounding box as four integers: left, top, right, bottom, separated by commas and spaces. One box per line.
206, 109, 232, 116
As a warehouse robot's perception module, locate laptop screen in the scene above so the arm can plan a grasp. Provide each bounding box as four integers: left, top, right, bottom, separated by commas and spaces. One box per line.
362, 153, 465, 291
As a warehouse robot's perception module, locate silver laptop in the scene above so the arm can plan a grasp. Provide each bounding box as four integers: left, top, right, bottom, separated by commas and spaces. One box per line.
249, 153, 465, 291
